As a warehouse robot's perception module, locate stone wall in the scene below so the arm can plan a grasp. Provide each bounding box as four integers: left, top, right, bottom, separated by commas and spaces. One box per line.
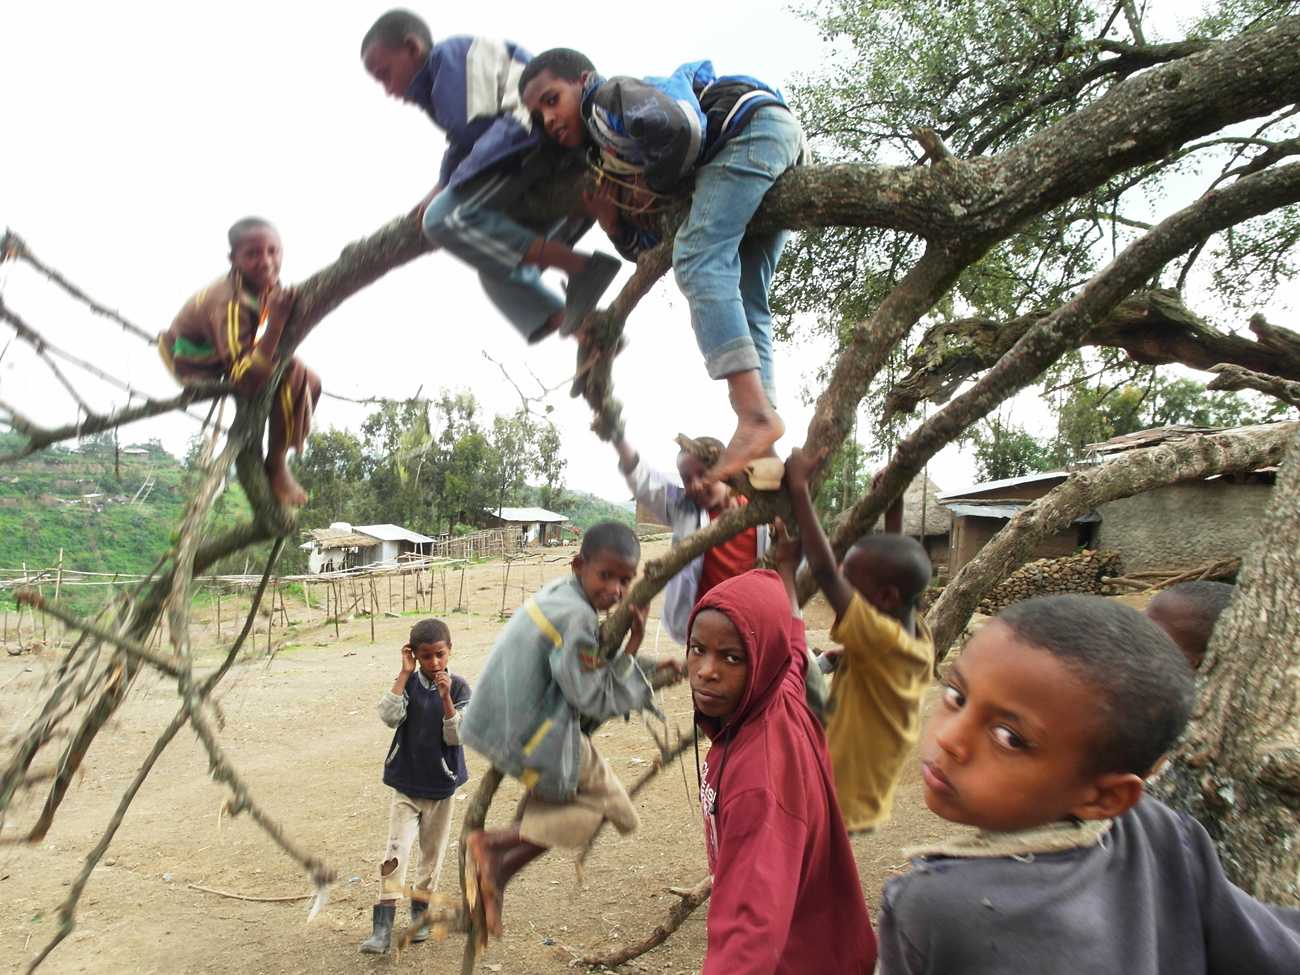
978, 551, 1123, 614
1095, 480, 1271, 573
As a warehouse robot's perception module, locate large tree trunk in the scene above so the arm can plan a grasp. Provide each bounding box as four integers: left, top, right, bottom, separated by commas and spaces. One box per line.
1158, 424, 1300, 905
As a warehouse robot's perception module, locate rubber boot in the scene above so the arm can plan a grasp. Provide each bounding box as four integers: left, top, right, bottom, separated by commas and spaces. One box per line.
410, 899, 431, 943
359, 902, 396, 954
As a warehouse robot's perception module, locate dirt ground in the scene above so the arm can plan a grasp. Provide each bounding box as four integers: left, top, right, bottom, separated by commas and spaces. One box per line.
0, 541, 1155, 974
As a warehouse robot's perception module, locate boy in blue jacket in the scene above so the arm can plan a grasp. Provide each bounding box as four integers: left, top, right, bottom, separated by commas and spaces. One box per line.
360, 618, 471, 954
360, 10, 619, 345
462, 521, 677, 938
520, 49, 805, 483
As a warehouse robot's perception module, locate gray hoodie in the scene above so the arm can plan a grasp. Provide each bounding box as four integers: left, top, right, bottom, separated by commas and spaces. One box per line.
878, 796, 1300, 974
461, 574, 653, 802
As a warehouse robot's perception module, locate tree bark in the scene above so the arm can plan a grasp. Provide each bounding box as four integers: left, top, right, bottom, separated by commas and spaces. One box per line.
885, 293, 1300, 420
814, 159, 1300, 594
925, 424, 1296, 654
1206, 360, 1300, 409
1157, 423, 1300, 905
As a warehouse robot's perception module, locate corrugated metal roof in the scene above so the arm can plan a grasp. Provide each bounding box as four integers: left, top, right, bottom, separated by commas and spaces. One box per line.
352, 523, 435, 544
937, 470, 1070, 500
491, 507, 567, 523
942, 500, 1100, 523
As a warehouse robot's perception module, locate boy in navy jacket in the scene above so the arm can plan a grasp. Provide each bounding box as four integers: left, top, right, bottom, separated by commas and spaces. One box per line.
521, 49, 805, 483
877, 595, 1300, 974
360, 10, 618, 346
360, 618, 471, 954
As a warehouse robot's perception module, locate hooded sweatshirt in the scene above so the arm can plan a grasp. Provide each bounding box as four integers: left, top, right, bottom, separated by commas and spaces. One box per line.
691, 570, 877, 975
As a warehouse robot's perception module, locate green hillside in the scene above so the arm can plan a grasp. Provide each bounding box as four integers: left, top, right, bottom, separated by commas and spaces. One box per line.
0, 433, 263, 614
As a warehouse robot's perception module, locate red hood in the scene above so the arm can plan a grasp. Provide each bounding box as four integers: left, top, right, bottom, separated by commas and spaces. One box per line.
689, 569, 793, 741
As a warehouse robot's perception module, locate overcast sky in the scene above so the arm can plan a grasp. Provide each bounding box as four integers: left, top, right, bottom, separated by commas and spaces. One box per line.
1, 2, 1273, 510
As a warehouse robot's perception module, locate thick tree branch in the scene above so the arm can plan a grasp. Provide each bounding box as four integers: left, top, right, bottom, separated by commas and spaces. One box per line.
826, 160, 1300, 572
925, 424, 1296, 654
1206, 362, 1300, 409
885, 292, 1300, 419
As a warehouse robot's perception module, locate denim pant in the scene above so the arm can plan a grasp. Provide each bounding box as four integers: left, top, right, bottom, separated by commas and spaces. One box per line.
673, 106, 803, 407
423, 153, 589, 340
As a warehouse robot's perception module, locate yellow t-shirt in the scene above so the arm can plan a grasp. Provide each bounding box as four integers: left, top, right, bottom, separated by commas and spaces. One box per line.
826, 592, 934, 831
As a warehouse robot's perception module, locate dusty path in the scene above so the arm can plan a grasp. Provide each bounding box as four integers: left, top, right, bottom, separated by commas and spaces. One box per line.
0, 540, 965, 975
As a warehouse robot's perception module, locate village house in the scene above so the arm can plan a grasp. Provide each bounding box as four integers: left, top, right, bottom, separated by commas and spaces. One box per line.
300, 522, 435, 574
481, 507, 568, 546
939, 424, 1283, 577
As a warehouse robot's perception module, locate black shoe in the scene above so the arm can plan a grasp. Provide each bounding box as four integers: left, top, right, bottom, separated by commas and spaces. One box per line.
410, 899, 431, 943
560, 252, 620, 337
359, 902, 396, 954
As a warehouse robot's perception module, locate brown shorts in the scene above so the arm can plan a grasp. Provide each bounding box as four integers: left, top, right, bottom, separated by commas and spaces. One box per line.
517, 736, 638, 848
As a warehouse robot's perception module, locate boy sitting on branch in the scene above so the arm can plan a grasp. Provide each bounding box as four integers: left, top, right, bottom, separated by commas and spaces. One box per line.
159, 217, 320, 507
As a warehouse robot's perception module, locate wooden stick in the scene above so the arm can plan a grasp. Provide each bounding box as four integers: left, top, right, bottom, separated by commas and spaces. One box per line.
186, 884, 311, 903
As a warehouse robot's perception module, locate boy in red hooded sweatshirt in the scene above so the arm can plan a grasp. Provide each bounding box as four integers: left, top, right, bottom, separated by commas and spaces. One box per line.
687, 520, 877, 975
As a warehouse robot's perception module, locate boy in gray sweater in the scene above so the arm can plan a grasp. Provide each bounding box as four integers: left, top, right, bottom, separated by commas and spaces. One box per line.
461, 521, 677, 939
878, 594, 1300, 974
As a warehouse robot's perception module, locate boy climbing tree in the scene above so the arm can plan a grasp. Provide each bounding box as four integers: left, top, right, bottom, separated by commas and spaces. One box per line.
159, 217, 320, 507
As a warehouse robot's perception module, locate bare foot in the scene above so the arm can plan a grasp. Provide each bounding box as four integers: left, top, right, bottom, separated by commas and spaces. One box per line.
713, 411, 785, 484
466, 831, 504, 938
267, 461, 308, 508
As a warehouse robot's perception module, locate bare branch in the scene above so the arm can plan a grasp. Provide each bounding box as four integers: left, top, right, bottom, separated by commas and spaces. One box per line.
24, 704, 191, 974
1, 230, 154, 344
577, 876, 712, 968
13, 590, 183, 677
0, 384, 226, 461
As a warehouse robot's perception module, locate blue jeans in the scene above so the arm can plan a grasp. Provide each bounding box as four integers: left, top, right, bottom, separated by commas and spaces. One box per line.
423, 157, 589, 340
673, 107, 803, 407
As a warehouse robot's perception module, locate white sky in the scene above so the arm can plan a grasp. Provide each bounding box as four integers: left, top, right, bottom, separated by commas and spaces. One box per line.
0, 1, 1284, 509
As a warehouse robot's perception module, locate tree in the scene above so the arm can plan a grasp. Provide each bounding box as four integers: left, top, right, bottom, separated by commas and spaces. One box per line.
9, 7, 1300, 970
969, 417, 1053, 482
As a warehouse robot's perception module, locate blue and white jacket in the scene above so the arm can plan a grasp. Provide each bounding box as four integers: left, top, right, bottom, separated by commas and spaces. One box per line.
580, 61, 792, 255
462, 575, 656, 802
379, 670, 472, 801
405, 36, 545, 189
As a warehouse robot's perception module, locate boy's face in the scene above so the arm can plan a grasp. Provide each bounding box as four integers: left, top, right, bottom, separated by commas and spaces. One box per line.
412, 640, 451, 680
572, 548, 639, 611
521, 69, 590, 149
687, 609, 749, 726
363, 37, 428, 103
230, 227, 283, 293
677, 452, 729, 513
920, 620, 1126, 833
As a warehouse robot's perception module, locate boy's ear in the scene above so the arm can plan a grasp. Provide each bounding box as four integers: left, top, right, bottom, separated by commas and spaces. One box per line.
571, 554, 585, 575
1070, 772, 1145, 821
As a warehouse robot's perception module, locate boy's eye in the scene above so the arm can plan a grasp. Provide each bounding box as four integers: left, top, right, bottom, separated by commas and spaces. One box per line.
991, 726, 1031, 751
941, 684, 965, 709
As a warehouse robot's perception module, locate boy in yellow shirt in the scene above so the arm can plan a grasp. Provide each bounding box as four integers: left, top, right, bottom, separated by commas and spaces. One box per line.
785, 449, 934, 831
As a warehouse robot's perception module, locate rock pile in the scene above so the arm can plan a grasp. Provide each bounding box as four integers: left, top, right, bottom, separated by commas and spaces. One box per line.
978, 550, 1123, 615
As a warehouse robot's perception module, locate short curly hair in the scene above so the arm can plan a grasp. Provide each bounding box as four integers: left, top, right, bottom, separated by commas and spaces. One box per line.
409, 618, 451, 649
995, 595, 1194, 776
